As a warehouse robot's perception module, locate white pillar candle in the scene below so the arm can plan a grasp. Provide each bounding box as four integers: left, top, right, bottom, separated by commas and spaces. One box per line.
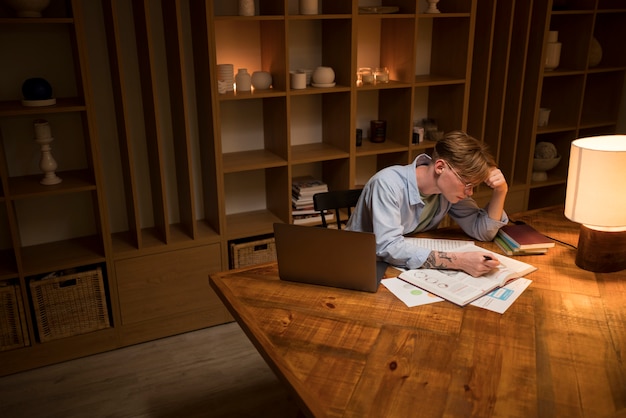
34, 119, 51, 139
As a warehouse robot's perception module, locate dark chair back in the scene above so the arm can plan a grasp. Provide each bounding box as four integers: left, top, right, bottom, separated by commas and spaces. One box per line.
313, 189, 363, 229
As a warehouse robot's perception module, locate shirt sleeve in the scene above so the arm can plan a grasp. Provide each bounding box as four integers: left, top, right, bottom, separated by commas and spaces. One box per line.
371, 194, 508, 268
366, 180, 432, 270
345, 156, 508, 270
448, 198, 509, 241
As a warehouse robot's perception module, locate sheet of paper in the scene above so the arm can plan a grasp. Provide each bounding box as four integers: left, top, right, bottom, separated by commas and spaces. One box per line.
470, 278, 532, 314
405, 237, 473, 251
382, 278, 443, 307
385, 276, 532, 313
385, 239, 533, 312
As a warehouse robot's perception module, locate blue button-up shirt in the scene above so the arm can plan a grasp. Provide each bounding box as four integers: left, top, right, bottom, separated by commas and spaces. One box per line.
346, 154, 508, 269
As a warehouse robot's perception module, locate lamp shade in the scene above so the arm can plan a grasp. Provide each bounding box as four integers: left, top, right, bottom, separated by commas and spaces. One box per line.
564, 135, 626, 231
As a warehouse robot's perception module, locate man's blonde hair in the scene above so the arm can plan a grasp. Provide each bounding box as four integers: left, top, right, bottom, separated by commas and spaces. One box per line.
431, 131, 495, 184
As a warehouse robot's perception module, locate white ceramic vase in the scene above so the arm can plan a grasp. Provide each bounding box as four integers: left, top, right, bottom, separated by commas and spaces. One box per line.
537, 108, 551, 127
544, 31, 561, 71
235, 68, 252, 92
238, 0, 254, 16
300, 0, 318, 15
588, 37, 602, 67
312, 66, 335, 85
251, 71, 272, 90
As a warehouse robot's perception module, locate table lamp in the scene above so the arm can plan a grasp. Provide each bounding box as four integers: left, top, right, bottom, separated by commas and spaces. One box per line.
564, 135, 626, 272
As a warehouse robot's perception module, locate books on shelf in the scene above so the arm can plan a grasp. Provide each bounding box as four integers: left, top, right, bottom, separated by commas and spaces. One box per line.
292, 206, 334, 220
292, 176, 329, 225
292, 176, 328, 196
291, 207, 321, 216
292, 176, 328, 202
497, 223, 555, 251
292, 196, 314, 209
293, 212, 335, 225
399, 243, 536, 306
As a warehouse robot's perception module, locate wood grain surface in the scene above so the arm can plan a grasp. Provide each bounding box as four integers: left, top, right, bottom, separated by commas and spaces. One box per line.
210, 206, 626, 418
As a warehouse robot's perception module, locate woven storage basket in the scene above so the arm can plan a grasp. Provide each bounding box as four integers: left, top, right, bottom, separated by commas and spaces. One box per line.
0, 284, 29, 351
30, 268, 110, 342
230, 237, 276, 269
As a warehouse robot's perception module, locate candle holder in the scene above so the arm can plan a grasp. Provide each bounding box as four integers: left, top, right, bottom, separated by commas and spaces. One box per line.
357, 67, 374, 86
374, 67, 389, 83
33, 119, 62, 185
425, 0, 440, 13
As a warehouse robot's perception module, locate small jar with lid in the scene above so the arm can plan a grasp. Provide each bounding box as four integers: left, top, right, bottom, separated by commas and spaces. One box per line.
358, 67, 374, 85
370, 120, 386, 143
374, 67, 389, 83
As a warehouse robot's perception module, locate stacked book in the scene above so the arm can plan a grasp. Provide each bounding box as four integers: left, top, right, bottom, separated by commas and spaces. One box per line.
495, 223, 555, 255
292, 176, 334, 225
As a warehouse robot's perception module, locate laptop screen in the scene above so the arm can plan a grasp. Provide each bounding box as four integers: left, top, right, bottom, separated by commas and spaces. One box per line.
273, 223, 384, 293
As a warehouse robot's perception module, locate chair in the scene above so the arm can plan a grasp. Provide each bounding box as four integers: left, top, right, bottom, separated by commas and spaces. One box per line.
313, 189, 363, 229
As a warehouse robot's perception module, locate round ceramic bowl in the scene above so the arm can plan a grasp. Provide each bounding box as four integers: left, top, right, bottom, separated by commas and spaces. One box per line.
533, 156, 561, 172
312, 66, 335, 85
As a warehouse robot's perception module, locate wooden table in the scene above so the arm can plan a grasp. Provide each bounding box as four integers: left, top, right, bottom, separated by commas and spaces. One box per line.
209, 206, 626, 418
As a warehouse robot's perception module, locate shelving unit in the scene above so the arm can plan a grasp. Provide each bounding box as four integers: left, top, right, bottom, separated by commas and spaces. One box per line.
467, 0, 626, 212
521, 0, 626, 209
1, 0, 624, 376
196, 0, 481, 243
0, 0, 117, 373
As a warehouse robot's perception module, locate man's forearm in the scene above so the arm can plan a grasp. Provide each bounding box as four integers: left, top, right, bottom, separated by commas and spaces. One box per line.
485, 188, 507, 221
422, 251, 458, 270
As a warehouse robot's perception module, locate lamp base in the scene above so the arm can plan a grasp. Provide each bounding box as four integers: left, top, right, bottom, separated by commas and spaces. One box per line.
576, 225, 626, 273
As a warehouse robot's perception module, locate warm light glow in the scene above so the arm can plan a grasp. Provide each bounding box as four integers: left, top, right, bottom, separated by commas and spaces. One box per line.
564, 135, 626, 230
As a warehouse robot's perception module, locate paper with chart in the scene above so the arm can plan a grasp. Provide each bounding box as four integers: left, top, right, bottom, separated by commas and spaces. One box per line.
398, 243, 536, 306
383, 275, 532, 313
470, 277, 532, 313
381, 277, 443, 307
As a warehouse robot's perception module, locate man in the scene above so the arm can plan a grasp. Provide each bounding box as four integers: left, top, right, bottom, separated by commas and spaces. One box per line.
346, 131, 508, 277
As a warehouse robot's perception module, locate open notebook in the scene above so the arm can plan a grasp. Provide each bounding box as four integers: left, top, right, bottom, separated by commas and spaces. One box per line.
399, 241, 536, 306
273, 223, 386, 293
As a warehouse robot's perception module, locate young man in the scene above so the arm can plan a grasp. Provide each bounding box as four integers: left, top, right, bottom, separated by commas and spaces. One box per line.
346, 131, 508, 277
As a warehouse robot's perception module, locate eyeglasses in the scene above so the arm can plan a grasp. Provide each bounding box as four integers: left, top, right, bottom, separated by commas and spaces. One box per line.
443, 160, 475, 191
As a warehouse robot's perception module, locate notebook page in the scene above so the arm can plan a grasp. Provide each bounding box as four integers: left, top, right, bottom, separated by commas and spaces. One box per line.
405, 237, 474, 252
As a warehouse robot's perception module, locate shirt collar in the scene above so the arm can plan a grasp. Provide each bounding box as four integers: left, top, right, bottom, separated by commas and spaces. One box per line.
409, 154, 432, 205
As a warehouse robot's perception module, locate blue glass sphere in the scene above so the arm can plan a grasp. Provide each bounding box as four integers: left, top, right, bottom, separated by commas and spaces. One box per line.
22, 78, 53, 101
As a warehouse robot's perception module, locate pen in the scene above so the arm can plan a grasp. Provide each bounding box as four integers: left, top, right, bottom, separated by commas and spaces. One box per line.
483, 255, 493, 261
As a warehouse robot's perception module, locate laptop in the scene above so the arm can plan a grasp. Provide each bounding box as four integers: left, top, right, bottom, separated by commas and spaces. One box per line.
273, 223, 386, 293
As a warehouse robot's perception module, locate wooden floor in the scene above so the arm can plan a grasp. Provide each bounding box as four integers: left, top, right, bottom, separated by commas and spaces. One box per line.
0, 322, 300, 418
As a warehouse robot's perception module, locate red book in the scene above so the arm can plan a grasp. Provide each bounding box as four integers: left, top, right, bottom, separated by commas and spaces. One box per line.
498, 224, 555, 250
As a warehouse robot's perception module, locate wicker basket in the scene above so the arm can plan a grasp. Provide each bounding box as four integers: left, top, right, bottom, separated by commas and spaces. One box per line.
0, 284, 29, 351
30, 268, 110, 342
230, 237, 276, 269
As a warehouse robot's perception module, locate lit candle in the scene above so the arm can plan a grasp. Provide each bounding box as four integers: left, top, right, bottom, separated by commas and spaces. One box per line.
374, 67, 389, 83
